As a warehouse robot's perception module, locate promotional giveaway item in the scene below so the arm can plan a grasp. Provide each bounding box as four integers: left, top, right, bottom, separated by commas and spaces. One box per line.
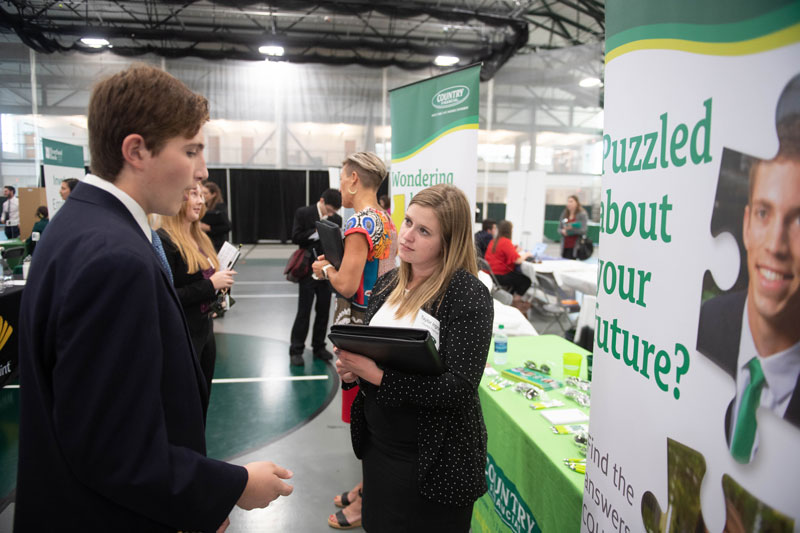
585, 2, 800, 532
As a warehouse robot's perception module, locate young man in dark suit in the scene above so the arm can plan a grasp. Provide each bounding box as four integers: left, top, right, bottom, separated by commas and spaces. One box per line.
16, 64, 293, 532
698, 112, 800, 463
289, 188, 342, 366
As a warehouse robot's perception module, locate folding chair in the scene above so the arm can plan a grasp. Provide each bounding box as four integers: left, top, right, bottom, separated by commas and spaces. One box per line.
477, 257, 513, 306
532, 272, 580, 334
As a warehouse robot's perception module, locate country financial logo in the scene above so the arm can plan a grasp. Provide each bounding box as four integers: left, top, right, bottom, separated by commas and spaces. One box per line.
0, 317, 12, 351
432, 85, 470, 109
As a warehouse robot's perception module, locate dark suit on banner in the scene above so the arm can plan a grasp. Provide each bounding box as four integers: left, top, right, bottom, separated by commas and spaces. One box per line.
697, 291, 800, 437
289, 204, 342, 358
15, 182, 247, 532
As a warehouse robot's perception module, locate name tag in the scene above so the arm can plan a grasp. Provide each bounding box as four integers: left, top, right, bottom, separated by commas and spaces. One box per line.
414, 310, 440, 349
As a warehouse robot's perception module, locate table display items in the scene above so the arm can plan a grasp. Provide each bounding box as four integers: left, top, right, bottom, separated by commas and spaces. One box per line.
564, 458, 586, 474
562, 351, 582, 377
501, 365, 562, 390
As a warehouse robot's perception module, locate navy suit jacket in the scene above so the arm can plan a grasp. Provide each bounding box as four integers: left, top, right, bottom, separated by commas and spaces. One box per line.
15, 182, 247, 532
291, 204, 343, 259
697, 291, 800, 438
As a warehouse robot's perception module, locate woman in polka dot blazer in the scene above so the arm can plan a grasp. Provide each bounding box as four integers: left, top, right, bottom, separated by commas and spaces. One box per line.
334, 184, 494, 532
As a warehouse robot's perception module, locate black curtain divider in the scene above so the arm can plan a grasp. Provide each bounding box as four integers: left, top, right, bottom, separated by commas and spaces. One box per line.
228, 169, 306, 243
206, 169, 229, 203
309, 170, 330, 205
202, 168, 331, 244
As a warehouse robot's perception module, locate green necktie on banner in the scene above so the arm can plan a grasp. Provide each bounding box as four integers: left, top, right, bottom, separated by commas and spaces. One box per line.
730, 357, 765, 463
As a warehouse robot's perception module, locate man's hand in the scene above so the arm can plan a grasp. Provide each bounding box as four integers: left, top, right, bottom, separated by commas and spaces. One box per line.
237, 462, 294, 510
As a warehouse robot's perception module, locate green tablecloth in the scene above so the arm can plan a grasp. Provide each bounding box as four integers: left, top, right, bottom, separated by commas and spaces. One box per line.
471, 335, 591, 533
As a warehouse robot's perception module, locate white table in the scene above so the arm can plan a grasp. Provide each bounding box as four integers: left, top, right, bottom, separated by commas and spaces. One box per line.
519, 259, 596, 291
559, 269, 597, 295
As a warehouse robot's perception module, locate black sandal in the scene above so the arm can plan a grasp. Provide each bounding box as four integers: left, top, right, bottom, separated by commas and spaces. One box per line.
328, 509, 362, 530
334, 491, 352, 508
334, 488, 362, 508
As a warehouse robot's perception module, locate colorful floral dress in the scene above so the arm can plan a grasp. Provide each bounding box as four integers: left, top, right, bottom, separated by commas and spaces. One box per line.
333, 206, 397, 326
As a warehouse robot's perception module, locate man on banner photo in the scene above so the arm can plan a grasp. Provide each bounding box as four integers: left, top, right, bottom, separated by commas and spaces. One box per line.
698, 76, 800, 464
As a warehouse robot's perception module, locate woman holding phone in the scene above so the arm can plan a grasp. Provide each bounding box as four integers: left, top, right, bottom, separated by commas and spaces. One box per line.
157, 183, 236, 404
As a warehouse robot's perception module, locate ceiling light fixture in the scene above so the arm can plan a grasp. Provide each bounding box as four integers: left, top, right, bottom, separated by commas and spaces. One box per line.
259, 45, 285, 56
80, 37, 110, 48
579, 77, 602, 88
434, 55, 459, 67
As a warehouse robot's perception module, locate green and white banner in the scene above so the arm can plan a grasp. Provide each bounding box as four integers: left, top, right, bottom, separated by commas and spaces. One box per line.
586, 2, 800, 532
42, 138, 84, 216
389, 65, 480, 230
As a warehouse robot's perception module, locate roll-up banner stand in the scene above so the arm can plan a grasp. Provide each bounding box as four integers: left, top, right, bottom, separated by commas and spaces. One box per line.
585, 2, 800, 532
42, 138, 84, 218
388, 64, 481, 230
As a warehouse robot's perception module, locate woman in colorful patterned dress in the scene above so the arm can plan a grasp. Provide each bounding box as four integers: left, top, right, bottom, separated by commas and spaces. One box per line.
312, 152, 396, 530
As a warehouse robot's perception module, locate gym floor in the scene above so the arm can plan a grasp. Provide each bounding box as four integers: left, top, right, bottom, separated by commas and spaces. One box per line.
0, 243, 568, 532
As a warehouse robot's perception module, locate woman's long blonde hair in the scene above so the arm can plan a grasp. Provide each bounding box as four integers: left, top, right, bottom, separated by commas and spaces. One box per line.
159, 187, 220, 274
385, 184, 478, 319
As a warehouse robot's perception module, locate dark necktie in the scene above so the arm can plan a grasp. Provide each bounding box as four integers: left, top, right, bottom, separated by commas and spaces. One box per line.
730, 357, 765, 463
150, 230, 174, 285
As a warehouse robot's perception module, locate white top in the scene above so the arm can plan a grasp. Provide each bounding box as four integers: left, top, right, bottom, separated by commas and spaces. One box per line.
731, 298, 800, 457
370, 295, 441, 349
370, 299, 416, 328
2, 196, 19, 226
83, 174, 152, 243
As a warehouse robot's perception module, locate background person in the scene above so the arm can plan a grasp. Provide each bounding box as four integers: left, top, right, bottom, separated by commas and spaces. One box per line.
60, 178, 79, 200
1, 185, 19, 239
201, 180, 232, 252
25, 205, 48, 256
484, 219, 531, 311
334, 184, 494, 532
157, 183, 236, 404
15, 63, 292, 532
698, 112, 800, 463
311, 152, 396, 530
289, 188, 342, 366
474, 217, 497, 258
378, 194, 391, 213
558, 194, 588, 259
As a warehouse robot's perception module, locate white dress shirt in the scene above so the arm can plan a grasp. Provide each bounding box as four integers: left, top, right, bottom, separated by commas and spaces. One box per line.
2, 196, 19, 226
730, 299, 800, 455
83, 174, 152, 243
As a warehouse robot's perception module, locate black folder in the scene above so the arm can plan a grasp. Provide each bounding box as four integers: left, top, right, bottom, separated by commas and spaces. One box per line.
315, 219, 344, 269
328, 325, 444, 375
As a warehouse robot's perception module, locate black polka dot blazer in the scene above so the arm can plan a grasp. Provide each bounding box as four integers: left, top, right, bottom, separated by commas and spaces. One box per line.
346, 268, 494, 507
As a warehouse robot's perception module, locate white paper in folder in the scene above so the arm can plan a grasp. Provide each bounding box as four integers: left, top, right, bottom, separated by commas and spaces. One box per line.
216, 241, 241, 271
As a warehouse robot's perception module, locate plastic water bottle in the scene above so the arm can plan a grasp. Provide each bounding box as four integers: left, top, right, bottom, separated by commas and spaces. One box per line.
493, 325, 508, 365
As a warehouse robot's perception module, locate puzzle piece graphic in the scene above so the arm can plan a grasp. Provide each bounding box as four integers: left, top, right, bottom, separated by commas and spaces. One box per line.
641, 439, 707, 533
641, 439, 794, 533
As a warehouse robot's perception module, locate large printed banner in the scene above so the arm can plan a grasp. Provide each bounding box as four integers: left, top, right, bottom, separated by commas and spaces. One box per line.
42, 138, 84, 217
388, 65, 480, 229
584, 2, 800, 532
